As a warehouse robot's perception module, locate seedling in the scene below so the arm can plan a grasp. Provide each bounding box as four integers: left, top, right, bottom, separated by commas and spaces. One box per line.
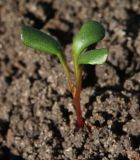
21, 20, 108, 128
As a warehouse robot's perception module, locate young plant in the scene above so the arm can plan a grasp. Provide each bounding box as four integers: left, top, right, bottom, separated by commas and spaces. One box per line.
21, 20, 108, 128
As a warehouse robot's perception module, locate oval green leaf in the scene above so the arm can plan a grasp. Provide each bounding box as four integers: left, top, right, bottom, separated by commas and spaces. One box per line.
78, 48, 108, 65
73, 21, 105, 58
21, 26, 63, 57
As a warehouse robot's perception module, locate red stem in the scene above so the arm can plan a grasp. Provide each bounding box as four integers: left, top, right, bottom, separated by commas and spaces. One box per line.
73, 90, 84, 128
73, 66, 84, 128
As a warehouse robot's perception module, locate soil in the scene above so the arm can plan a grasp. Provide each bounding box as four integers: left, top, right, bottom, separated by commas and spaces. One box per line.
0, 0, 140, 159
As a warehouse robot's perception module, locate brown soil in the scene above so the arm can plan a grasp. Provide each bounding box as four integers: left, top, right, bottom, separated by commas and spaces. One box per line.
0, 0, 140, 159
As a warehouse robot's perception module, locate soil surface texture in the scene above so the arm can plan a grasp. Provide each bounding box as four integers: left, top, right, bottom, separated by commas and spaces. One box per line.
0, 0, 140, 160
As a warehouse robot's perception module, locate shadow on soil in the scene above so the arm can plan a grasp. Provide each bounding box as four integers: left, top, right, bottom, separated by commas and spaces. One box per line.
0, 146, 25, 160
